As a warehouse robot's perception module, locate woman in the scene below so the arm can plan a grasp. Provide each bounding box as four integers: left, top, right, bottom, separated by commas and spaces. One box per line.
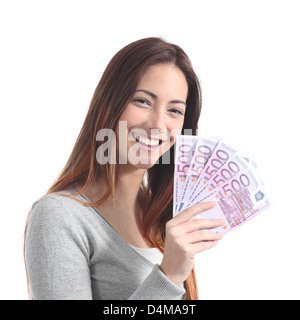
24, 37, 224, 300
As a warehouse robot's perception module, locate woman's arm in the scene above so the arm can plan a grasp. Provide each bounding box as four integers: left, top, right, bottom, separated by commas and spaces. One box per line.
25, 197, 221, 300
25, 196, 184, 300
127, 264, 185, 300
129, 202, 224, 299
25, 196, 93, 300
160, 201, 224, 286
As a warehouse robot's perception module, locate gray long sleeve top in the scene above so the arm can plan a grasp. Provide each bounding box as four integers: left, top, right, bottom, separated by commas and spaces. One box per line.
25, 191, 185, 300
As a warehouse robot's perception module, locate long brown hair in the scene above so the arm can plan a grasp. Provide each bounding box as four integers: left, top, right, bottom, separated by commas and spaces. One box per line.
24, 37, 202, 299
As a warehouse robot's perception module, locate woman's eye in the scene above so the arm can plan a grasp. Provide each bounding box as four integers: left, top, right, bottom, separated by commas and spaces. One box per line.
169, 108, 184, 115
133, 98, 151, 106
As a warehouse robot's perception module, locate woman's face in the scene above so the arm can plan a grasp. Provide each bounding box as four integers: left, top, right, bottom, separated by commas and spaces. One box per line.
118, 63, 188, 169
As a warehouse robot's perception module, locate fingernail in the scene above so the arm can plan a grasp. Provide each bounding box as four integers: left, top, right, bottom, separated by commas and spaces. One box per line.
218, 219, 225, 225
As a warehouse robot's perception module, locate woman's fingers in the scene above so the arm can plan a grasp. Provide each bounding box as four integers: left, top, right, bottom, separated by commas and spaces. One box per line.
192, 240, 219, 253
160, 202, 225, 285
185, 230, 224, 244
181, 218, 225, 233
168, 201, 217, 227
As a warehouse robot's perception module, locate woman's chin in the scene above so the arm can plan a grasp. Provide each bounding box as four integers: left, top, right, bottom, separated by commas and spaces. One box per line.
127, 156, 160, 170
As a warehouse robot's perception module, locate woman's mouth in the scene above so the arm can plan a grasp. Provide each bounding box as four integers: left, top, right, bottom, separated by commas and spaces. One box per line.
131, 132, 164, 152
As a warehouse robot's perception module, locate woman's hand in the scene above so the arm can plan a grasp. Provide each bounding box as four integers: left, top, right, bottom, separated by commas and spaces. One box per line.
159, 201, 225, 286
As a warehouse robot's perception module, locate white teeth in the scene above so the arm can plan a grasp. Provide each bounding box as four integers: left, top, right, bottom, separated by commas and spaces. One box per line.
132, 133, 159, 147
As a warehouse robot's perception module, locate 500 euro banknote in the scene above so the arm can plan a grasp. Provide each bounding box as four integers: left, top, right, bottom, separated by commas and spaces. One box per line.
176, 137, 219, 213
173, 135, 198, 214
173, 135, 271, 235
190, 162, 270, 234
179, 140, 239, 212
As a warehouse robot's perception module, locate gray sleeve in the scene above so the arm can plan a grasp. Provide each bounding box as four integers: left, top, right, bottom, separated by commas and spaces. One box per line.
128, 264, 186, 300
25, 196, 185, 300
25, 196, 93, 300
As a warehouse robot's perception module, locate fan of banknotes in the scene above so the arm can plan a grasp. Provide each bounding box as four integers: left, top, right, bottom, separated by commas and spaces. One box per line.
173, 135, 271, 235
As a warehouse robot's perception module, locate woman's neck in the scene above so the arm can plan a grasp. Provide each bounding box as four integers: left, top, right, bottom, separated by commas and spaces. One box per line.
81, 166, 149, 247
86, 166, 145, 208
115, 165, 146, 208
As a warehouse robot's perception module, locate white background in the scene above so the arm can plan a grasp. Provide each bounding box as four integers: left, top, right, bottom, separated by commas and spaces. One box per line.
0, 0, 299, 300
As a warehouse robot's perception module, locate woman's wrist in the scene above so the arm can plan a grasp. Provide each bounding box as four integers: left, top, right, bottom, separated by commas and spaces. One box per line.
158, 263, 182, 286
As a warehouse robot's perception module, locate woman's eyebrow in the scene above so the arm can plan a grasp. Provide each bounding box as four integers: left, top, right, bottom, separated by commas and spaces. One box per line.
135, 89, 186, 106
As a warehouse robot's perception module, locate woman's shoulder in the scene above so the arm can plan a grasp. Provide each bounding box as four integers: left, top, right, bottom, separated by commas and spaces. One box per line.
28, 190, 97, 229
31, 190, 80, 212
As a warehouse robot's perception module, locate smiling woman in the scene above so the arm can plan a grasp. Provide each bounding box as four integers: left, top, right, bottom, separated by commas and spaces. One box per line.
23, 37, 222, 300
118, 63, 188, 168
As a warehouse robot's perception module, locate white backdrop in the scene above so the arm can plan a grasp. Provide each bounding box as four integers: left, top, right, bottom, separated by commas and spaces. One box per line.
1, 0, 299, 300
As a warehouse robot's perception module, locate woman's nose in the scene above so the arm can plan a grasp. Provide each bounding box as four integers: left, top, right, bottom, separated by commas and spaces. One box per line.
149, 108, 166, 132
